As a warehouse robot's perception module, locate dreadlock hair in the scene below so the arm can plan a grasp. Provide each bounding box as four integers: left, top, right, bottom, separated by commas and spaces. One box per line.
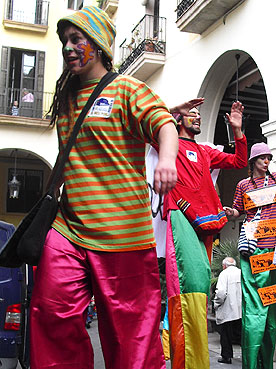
248, 157, 276, 188
48, 69, 80, 126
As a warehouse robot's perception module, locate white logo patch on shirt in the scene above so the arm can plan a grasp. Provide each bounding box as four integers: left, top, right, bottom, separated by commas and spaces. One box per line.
186, 150, 197, 162
88, 97, 114, 118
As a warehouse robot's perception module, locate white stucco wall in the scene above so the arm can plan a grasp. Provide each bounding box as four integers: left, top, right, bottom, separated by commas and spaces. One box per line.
114, 0, 276, 243
0, 124, 58, 167
114, 0, 276, 146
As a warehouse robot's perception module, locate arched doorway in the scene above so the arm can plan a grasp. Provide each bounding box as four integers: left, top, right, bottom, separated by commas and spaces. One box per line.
0, 148, 52, 226
214, 55, 268, 151
198, 50, 269, 241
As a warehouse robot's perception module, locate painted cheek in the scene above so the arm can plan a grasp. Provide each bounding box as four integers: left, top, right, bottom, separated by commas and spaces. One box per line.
184, 117, 195, 127
76, 41, 95, 67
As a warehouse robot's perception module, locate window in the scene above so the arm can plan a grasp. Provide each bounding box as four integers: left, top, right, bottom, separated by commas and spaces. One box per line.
6, 169, 43, 213
0, 47, 45, 118
68, 0, 83, 10
6, 0, 49, 25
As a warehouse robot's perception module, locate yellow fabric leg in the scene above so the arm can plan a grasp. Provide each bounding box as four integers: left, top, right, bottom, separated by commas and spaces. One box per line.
162, 329, 171, 361
181, 293, 210, 369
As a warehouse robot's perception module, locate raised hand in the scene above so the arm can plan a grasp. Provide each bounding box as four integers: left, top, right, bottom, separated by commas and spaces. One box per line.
171, 98, 205, 116
225, 101, 244, 138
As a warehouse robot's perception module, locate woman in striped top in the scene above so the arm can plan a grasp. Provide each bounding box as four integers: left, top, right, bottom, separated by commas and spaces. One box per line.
224, 142, 276, 369
29, 6, 179, 369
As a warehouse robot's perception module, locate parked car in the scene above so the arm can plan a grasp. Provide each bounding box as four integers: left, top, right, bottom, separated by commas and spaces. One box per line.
0, 221, 33, 369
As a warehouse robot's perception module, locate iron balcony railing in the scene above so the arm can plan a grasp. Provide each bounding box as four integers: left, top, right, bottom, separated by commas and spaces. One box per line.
118, 15, 166, 74
0, 88, 54, 119
176, 0, 195, 19
5, 0, 50, 26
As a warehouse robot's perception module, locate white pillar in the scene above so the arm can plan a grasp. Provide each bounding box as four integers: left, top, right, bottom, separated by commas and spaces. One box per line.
261, 119, 276, 173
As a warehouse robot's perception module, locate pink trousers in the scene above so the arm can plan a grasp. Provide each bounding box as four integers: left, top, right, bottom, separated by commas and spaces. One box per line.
30, 228, 165, 369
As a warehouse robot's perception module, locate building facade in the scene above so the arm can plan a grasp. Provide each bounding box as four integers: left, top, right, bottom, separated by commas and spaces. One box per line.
0, 0, 94, 226
111, 0, 276, 242
1, 0, 276, 240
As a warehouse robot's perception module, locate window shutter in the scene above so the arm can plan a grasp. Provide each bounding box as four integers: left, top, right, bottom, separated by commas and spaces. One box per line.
34, 50, 45, 118
6, 0, 13, 20
0, 46, 11, 114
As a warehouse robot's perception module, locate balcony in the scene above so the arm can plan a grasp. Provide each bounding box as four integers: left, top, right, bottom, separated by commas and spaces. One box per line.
118, 15, 166, 81
176, 0, 245, 34
4, 0, 49, 33
99, 0, 119, 18
0, 88, 54, 127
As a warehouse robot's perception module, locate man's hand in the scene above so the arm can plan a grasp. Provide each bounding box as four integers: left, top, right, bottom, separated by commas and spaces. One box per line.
223, 206, 234, 217
170, 98, 205, 116
225, 101, 244, 139
153, 158, 177, 195
223, 206, 240, 218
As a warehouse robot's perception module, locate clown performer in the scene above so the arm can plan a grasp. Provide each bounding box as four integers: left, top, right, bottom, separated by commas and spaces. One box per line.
162, 99, 247, 369
29, 6, 180, 369
224, 142, 276, 369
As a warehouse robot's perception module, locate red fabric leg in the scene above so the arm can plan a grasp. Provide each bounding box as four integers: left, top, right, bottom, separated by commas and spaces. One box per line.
203, 234, 213, 264
30, 228, 94, 369
87, 246, 165, 369
30, 228, 165, 369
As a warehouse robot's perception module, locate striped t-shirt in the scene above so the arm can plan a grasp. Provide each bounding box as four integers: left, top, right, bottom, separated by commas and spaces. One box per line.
52, 74, 176, 252
233, 173, 276, 248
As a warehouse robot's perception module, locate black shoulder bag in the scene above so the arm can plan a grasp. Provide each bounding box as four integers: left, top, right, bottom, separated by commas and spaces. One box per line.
0, 71, 118, 268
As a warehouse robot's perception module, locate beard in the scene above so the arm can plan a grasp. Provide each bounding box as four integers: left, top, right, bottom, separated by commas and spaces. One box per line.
186, 125, 201, 135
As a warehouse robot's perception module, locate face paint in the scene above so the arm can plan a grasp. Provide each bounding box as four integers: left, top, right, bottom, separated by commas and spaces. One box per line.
76, 40, 96, 67
183, 114, 201, 135
183, 117, 195, 127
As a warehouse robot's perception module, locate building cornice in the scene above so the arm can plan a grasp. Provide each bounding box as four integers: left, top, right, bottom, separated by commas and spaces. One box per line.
3, 19, 48, 34
0, 115, 53, 129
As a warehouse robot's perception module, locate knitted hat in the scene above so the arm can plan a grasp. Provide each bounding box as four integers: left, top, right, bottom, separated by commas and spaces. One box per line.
249, 142, 272, 161
57, 6, 116, 60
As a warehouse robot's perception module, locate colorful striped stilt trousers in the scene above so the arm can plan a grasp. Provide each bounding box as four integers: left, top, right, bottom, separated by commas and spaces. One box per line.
240, 248, 276, 369
165, 210, 211, 369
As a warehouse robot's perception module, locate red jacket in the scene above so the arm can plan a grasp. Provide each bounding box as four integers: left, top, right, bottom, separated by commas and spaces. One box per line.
163, 134, 247, 223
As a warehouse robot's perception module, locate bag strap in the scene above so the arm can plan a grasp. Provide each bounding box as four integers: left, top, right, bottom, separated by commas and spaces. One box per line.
48, 71, 118, 193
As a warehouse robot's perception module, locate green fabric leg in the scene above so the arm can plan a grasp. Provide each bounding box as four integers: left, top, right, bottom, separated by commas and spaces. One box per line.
168, 210, 211, 369
170, 210, 211, 296
241, 248, 276, 369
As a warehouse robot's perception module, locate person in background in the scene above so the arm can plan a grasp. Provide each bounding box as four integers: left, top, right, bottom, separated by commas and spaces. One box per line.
224, 142, 276, 369
214, 257, 242, 365
22, 89, 34, 102
163, 100, 247, 369
11, 101, 19, 116
29, 5, 179, 369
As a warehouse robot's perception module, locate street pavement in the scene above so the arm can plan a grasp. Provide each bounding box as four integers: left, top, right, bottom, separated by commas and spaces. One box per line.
86, 318, 244, 369
86, 318, 276, 369
18, 318, 275, 368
